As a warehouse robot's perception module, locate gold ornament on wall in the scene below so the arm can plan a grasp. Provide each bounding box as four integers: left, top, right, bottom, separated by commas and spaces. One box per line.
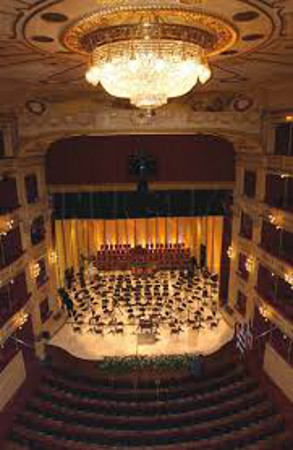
227, 245, 236, 260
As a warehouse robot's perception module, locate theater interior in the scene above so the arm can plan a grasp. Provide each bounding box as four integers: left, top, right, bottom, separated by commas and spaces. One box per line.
0, 1, 292, 449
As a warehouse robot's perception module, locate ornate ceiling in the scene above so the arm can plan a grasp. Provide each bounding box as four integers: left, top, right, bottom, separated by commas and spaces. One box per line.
0, 0, 292, 116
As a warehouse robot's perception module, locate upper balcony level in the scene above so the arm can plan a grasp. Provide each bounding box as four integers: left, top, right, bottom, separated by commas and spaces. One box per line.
0, 271, 31, 329
0, 225, 23, 271
0, 177, 19, 214
256, 263, 293, 323
260, 220, 293, 268
264, 173, 292, 214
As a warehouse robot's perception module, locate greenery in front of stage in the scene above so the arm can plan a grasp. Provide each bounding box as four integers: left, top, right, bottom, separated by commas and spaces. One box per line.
96, 353, 199, 374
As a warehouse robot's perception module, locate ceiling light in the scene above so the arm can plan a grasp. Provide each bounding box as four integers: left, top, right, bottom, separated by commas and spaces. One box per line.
63, 3, 236, 109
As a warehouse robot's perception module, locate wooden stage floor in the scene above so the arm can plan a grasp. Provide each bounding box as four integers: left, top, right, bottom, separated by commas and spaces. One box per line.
49, 314, 233, 360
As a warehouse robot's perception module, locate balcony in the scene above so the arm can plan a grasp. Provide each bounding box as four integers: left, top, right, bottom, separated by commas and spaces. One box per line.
0, 272, 31, 329
259, 220, 293, 267
239, 212, 253, 241
264, 174, 293, 214
256, 264, 293, 322
0, 177, 20, 214
0, 226, 24, 271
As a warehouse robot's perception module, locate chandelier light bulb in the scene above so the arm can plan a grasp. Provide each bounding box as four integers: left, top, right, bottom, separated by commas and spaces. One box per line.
198, 63, 212, 84
85, 66, 100, 86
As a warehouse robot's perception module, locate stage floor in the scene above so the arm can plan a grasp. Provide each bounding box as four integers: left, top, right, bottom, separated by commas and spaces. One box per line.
49, 314, 233, 360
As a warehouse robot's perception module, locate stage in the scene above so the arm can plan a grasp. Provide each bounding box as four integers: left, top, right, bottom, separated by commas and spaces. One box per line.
49, 315, 233, 360
50, 268, 234, 360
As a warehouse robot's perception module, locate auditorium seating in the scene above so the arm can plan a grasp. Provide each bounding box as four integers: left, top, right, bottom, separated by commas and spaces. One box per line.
95, 244, 190, 270
6, 358, 291, 449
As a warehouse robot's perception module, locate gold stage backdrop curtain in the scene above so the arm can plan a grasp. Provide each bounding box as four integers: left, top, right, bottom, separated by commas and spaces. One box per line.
54, 217, 223, 284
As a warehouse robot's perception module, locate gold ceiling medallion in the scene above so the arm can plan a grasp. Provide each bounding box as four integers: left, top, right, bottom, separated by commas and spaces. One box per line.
63, 4, 237, 110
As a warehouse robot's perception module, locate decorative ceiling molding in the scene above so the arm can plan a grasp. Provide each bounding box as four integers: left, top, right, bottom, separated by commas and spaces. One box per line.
18, 101, 262, 156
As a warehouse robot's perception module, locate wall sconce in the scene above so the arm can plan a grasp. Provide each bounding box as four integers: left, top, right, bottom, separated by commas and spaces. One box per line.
285, 273, 293, 290
268, 214, 276, 225
30, 261, 41, 279
49, 250, 58, 264
245, 256, 255, 273
15, 312, 29, 330
227, 245, 236, 260
285, 115, 293, 122
0, 215, 14, 237
259, 304, 269, 320
268, 213, 283, 230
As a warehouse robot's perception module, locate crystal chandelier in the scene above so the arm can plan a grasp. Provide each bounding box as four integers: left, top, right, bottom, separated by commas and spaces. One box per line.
63, 3, 236, 110
86, 40, 211, 109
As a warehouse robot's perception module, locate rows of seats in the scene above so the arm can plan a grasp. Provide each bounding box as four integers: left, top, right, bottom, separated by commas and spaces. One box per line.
95, 244, 190, 270
6, 360, 290, 449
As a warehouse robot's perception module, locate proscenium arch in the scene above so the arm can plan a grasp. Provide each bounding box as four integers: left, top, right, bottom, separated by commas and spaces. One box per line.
45, 134, 236, 187
19, 128, 261, 158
